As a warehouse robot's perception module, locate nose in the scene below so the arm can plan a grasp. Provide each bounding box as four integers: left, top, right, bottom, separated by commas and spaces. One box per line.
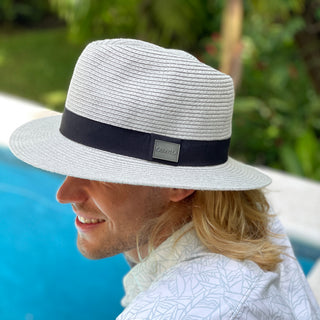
56, 176, 89, 204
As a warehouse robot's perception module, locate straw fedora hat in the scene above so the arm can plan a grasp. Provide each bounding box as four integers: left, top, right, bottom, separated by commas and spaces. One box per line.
9, 38, 271, 190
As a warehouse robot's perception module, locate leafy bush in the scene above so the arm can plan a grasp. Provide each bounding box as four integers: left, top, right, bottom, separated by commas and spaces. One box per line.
202, 4, 320, 179
0, 0, 59, 27
49, 0, 221, 50
234, 15, 320, 180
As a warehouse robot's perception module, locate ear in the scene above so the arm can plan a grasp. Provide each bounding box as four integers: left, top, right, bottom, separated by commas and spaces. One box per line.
168, 188, 195, 202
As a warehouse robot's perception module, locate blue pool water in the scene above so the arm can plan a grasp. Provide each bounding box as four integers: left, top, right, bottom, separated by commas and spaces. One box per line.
0, 147, 319, 319
0, 147, 130, 320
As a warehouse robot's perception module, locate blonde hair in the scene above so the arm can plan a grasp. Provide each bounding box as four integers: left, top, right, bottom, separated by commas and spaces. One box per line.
144, 189, 284, 272
192, 189, 284, 271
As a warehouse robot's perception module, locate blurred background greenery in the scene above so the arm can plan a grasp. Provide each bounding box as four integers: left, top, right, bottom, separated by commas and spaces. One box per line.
0, 0, 319, 180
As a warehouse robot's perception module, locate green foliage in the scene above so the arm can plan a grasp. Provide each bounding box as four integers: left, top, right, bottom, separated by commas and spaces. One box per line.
247, 0, 304, 19
227, 11, 320, 180
49, 0, 220, 50
0, 0, 53, 26
0, 29, 83, 110
50, 0, 139, 41
279, 129, 320, 179
187, 1, 320, 180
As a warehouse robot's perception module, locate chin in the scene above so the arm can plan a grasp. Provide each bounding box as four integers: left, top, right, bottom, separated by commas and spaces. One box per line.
77, 239, 107, 260
76, 237, 124, 260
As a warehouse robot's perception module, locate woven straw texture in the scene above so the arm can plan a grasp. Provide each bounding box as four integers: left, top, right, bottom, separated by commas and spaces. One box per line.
9, 39, 271, 190
66, 39, 234, 140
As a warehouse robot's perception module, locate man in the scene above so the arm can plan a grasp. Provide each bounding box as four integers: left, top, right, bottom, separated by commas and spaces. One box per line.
10, 39, 319, 319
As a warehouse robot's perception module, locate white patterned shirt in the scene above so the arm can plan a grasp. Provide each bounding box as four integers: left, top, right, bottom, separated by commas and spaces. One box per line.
117, 218, 320, 319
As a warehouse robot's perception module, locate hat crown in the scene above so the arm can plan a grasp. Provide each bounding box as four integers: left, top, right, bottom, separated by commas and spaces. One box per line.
66, 39, 234, 141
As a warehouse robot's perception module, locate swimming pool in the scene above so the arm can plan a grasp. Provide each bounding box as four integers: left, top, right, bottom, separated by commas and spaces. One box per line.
0, 146, 319, 319
0, 147, 130, 320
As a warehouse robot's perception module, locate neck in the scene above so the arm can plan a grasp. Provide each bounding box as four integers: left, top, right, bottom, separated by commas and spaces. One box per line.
125, 244, 149, 265
125, 201, 193, 264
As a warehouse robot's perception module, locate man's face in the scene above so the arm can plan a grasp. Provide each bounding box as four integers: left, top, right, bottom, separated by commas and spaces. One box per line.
56, 177, 173, 261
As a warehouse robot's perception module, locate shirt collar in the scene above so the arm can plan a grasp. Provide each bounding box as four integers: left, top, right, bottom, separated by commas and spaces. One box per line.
121, 222, 209, 307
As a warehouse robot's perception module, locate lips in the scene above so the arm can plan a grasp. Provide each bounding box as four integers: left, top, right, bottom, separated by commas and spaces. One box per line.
77, 216, 105, 224
75, 215, 106, 233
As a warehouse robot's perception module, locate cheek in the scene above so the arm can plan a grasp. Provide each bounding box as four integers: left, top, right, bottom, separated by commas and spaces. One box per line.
138, 188, 171, 221
91, 193, 141, 226
92, 185, 171, 227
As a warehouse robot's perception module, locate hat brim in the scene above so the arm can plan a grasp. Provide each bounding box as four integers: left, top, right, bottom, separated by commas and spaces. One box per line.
9, 115, 271, 190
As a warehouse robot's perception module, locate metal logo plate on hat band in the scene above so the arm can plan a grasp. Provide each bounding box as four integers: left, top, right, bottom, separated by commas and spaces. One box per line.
152, 139, 180, 163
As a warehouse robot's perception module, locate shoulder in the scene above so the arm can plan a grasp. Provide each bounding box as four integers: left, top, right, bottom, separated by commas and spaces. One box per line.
118, 254, 293, 320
